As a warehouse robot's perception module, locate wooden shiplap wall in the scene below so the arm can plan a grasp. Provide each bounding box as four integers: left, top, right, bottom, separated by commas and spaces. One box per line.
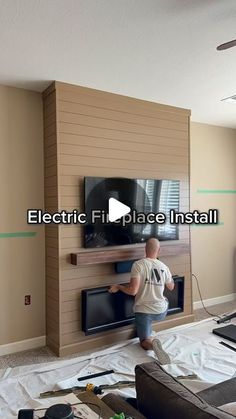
43, 81, 193, 356
43, 86, 60, 354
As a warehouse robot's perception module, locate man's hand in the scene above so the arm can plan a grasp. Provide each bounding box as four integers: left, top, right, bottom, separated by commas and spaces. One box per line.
109, 278, 140, 296
108, 284, 120, 293
166, 280, 175, 291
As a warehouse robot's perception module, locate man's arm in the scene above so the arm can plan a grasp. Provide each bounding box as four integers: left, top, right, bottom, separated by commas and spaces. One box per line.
165, 267, 175, 291
109, 276, 140, 296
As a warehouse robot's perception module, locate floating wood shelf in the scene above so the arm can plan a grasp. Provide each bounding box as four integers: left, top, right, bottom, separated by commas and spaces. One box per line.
70, 243, 190, 266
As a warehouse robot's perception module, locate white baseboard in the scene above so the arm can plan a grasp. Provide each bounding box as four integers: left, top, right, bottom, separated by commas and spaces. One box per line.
0, 336, 46, 357
193, 293, 236, 310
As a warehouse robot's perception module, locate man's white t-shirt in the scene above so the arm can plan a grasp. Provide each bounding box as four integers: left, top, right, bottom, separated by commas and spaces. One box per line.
131, 258, 173, 314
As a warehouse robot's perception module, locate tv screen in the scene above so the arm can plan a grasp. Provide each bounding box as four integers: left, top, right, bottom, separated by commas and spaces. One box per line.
84, 177, 179, 248
82, 276, 184, 335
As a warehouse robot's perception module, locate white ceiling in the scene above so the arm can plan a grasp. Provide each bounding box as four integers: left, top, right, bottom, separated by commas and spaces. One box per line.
0, 0, 236, 127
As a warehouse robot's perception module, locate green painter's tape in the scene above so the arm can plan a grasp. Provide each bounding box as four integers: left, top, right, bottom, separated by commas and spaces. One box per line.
0, 232, 37, 238
197, 189, 236, 194
191, 222, 224, 228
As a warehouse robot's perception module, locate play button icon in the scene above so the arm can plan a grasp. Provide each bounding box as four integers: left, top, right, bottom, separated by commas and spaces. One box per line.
108, 198, 131, 222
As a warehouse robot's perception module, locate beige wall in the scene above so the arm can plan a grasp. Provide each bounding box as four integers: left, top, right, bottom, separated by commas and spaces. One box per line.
0, 85, 45, 345
190, 122, 236, 302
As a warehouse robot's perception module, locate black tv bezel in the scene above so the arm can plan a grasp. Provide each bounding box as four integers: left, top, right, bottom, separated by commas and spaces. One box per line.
82, 287, 135, 335
82, 276, 184, 335
83, 176, 180, 248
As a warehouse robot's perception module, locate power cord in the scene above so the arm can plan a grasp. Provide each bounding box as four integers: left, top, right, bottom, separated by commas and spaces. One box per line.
192, 273, 222, 321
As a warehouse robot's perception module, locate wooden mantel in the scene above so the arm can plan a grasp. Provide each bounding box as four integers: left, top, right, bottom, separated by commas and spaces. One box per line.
70, 243, 190, 266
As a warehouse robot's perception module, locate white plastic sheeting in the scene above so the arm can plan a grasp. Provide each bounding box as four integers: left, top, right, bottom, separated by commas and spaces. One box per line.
0, 317, 235, 418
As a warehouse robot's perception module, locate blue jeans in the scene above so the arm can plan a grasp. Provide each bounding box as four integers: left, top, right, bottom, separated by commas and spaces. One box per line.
135, 309, 168, 341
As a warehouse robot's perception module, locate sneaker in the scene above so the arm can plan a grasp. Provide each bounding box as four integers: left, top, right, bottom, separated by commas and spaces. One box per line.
152, 338, 171, 365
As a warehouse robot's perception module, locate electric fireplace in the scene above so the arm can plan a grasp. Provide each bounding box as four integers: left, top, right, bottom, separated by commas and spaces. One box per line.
82, 275, 184, 335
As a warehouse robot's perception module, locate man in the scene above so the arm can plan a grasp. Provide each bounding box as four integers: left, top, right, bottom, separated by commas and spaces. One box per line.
109, 238, 174, 364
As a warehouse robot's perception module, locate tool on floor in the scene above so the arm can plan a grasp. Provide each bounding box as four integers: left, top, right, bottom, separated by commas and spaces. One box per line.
219, 341, 236, 352
110, 414, 125, 419
176, 373, 198, 380
18, 405, 74, 419
77, 369, 114, 381
217, 311, 236, 324
82, 383, 103, 395
18, 401, 102, 419
40, 380, 135, 398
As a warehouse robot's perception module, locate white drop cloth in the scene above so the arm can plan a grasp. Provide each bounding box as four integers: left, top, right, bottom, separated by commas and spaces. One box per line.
0, 317, 236, 418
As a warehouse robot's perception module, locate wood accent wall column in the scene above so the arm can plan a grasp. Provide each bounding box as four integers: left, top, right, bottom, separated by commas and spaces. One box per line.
43, 84, 60, 355
43, 81, 193, 357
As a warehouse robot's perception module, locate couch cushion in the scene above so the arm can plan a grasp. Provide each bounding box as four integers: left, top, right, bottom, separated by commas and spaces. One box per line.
197, 377, 236, 407
135, 362, 235, 419
218, 403, 236, 416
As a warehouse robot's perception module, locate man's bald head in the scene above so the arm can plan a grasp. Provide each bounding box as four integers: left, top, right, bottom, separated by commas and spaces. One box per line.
145, 238, 160, 258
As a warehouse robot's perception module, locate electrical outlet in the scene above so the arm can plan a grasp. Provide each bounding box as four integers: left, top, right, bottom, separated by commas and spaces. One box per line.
24, 295, 31, 305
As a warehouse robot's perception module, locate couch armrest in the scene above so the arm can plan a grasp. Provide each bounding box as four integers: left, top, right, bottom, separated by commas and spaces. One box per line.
102, 393, 146, 419
135, 362, 235, 419
197, 377, 236, 407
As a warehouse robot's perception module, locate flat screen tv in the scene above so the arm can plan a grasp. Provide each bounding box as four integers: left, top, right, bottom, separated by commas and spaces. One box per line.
82, 276, 184, 335
84, 177, 180, 248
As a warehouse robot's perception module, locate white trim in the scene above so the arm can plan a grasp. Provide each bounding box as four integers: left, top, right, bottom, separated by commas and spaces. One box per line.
0, 336, 46, 356
193, 293, 236, 310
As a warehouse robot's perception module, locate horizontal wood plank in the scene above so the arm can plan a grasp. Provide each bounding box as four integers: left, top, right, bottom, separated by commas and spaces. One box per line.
60, 165, 188, 179
59, 100, 188, 127
60, 143, 188, 166
59, 121, 188, 141
59, 110, 188, 133
57, 82, 190, 116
